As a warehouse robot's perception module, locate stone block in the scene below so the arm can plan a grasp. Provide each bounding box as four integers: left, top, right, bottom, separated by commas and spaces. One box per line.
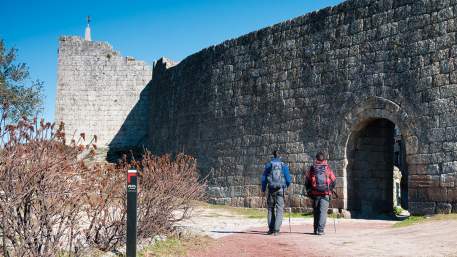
443, 161, 457, 174
409, 175, 435, 188
440, 173, 455, 187
436, 202, 452, 214
244, 197, 263, 208
409, 202, 436, 215
339, 209, 351, 219
446, 188, 457, 201
423, 187, 448, 201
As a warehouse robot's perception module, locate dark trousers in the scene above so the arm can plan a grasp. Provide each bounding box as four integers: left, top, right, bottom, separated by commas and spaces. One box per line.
312, 195, 329, 233
267, 189, 284, 232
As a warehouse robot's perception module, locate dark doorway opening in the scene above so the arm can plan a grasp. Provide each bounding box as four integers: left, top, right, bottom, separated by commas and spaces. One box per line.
347, 118, 408, 218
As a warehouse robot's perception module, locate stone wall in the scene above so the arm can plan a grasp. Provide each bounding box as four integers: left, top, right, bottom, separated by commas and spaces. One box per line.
55, 36, 152, 150
149, 0, 457, 215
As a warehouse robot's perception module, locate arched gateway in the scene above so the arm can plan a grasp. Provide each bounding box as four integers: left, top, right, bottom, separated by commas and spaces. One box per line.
336, 96, 418, 216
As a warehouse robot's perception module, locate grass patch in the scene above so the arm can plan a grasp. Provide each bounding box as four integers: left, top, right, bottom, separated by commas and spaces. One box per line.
202, 202, 313, 219
232, 208, 313, 219
393, 215, 427, 228
140, 237, 184, 257
139, 235, 214, 257
393, 206, 404, 216
393, 214, 457, 228
229, 207, 267, 219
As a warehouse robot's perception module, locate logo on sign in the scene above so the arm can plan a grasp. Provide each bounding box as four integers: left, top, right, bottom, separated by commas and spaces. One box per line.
128, 184, 137, 192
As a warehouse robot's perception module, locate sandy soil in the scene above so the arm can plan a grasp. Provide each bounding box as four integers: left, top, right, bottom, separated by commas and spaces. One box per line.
182, 207, 457, 257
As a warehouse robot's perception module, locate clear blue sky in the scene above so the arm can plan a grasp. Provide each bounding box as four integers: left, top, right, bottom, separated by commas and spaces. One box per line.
0, 0, 344, 122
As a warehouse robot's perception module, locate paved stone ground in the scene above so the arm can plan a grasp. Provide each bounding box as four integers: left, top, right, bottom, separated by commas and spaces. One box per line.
182, 208, 457, 257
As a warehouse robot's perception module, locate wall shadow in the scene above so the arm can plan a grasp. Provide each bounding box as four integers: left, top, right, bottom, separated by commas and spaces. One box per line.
107, 80, 153, 162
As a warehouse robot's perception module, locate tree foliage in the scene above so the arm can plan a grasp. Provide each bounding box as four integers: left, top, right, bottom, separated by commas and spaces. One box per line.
0, 39, 43, 121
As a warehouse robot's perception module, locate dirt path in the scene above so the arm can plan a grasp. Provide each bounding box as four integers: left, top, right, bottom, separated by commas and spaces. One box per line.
184, 213, 457, 257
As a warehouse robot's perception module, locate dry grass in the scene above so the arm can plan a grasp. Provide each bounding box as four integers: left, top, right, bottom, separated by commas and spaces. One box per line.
201, 202, 312, 219
393, 214, 457, 228
139, 235, 215, 257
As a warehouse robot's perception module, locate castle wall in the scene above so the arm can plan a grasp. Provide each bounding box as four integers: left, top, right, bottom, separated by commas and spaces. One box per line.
149, 0, 457, 215
55, 36, 152, 149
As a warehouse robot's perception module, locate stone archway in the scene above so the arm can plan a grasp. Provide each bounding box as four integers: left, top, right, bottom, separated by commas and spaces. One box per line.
333, 96, 419, 214
346, 118, 396, 216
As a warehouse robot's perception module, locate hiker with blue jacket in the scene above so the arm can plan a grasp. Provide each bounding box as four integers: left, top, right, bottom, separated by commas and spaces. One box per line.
261, 150, 291, 236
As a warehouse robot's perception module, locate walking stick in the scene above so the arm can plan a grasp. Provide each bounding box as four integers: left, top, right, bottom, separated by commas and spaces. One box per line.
330, 190, 339, 233
282, 189, 292, 233
326, 174, 337, 233
330, 195, 336, 233
288, 191, 292, 233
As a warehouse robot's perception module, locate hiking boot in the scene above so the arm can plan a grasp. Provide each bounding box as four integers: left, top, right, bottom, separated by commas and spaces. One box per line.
266, 230, 274, 235
273, 232, 279, 236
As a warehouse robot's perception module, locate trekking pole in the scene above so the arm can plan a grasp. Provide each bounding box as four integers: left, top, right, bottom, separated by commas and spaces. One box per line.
330, 189, 339, 233
282, 188, 292, 233
288, 191, 292, 233
326, 175, 336, 234
330, 195, 336, 233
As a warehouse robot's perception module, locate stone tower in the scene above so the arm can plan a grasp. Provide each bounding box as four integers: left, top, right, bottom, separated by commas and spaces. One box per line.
55, 35, 152, 152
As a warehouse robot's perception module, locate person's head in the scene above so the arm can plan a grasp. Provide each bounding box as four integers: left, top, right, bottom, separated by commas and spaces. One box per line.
316, 151, 325, 161
272, 150, 278, 158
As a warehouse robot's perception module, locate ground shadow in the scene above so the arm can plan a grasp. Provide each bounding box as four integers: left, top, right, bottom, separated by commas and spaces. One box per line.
210, 230, 316, 236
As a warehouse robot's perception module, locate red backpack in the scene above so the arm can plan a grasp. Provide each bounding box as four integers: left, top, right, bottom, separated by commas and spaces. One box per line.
310, 164, 331, 194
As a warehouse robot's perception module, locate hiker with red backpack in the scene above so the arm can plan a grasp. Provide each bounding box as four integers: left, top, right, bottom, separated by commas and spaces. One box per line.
305, 152, 336, 235
261, 150, 291, 236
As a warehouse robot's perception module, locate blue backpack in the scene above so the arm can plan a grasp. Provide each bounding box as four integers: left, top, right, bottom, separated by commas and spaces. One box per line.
267, 161, 286, 190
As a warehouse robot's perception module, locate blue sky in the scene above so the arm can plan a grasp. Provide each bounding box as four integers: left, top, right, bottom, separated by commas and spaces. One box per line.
0, 0, 344, 122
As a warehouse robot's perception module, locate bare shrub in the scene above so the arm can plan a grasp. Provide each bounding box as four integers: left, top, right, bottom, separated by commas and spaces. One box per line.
0, 102, 206, 256
137, 152, 206, 238
0, 104, 93, 256
80, 152, 206, 250
80, 163, 127, 252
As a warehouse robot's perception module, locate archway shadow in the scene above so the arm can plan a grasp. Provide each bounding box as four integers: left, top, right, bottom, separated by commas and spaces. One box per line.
345, 118, 409, 221
349, 212, 399, 221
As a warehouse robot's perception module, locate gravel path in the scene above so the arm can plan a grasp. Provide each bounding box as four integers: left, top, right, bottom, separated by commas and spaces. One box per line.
181, 207, 457, 257
177, 207, 310, 239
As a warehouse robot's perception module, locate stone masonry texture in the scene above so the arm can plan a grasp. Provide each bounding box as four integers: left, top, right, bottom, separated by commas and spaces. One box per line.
58, 0, 457, 215
55, 36, 152, 150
